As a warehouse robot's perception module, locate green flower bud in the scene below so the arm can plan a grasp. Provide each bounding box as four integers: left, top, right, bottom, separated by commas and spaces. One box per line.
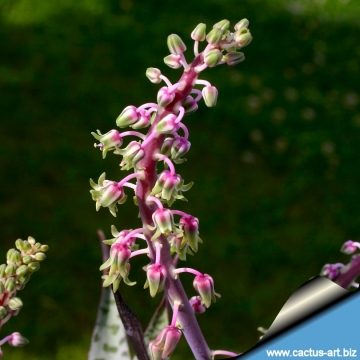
204, 49, 223, 68
18, 274, 30, 285
206, 28, 223, 45
15, 239, 24, 251
28, 262, 40, 273
213, 19, 230, 32
191, 23, 206, 41
223, 51, 245, 66
0, 282, 5, 294
0, 264, 6, 278
167, 34, 186, 55
6, 249, 15, 261
16, 265, 28, 277
5, 277, 16, 292
234, 18, 249, 31
116, 105, 140, 128
21, 241, 32, 253
160, 138, 174, 157
146, 68, 162, 84
8, 297, 23, 311
234, 28, 252, 47
0, 306, 8, 319
202, 86, 218, 107
5, 264, 17, 277
22, 256, 32, 265
33, 243, 41, 250
34, 253, 46, 262
163, 54, 182, 69
40, 245, 49, 252
10, 251, 21, 265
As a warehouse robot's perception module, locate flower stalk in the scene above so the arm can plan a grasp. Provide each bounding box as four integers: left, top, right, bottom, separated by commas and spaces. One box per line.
91, 18, 253, 360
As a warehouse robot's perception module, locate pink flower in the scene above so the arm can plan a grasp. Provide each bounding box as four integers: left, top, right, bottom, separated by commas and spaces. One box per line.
145, 264, 167, 297
341, 240, 360, 255
8, 332, 29, 347
193, 273, 221, 308
189, 296, 206, 314
321, 263, 345, 280
149, 326, 182, 359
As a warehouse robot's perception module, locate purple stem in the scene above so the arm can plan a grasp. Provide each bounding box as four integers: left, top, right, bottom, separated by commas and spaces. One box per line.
191, 88, 203, 102
212, 350, 239, 358
121, 131, 146, 140
135, 54, 212, 360
146, 195, 163, 209
334, 254, 360, 289
171, 301, 181, 327
179, 122, 189, 140
137, 102, 159, 111
173, 267, 202, 277
120, 228, 144, 245
155, 153, 176, 174
0, 335, 12, 346
171, 209, 189, 218
130, 248, 149, 258
118, 173, 140, 187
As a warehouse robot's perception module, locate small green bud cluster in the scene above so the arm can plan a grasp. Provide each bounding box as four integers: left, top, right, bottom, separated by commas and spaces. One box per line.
0, 237, 48, 322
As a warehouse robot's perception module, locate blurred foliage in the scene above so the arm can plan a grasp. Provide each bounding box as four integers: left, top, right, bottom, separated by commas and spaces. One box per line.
0, 0, 360, 358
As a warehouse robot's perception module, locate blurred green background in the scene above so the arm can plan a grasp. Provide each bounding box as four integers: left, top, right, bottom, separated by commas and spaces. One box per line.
0, 0, 359, 358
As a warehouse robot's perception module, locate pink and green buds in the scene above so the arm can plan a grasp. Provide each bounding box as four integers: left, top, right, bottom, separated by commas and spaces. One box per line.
191, 23, 206, 41
206, 28, 223, 46
0, 306, 7, 319
341, 240, 360, 254
160, 137, 173, 157
204, 49, 223, 68
107, 243, 131, 277
179, 215, 201, 252
132, 108, 152, 129
8, 297, 23, 311
91, 129, 123, 158
151, 170, 181, 199
171, 136, 191, 164
97, 182, 125, 208
182, 96, 198, 115
321, 263, 345, 280
234, 18, 249, 31
223, 51, 245, 66
90, 173, 127, 216
150, 169, 193, 206
151, 208, 176, 239
169, 234, 189, 261
155, 113, 179, 134
144, 263, 167, 297
164, 54, 182, 69
115, 141, 145, 171
167, 34, 186, 55
146, 67, 162, 84
193, 273, 220, 308
234, 28, 252, 47
116, 106, 152, 129
116, 105, 139, 128
157, 87, 176, 108
149, 326, 182, 359
213, 19, 230, 32
7, 332, 29, 347
202, 86, 218, 107
189, 296, 206, 314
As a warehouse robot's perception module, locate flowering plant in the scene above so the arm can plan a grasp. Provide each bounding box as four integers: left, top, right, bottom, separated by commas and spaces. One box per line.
89, 18, 252, 360
0, 237, 48, 357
